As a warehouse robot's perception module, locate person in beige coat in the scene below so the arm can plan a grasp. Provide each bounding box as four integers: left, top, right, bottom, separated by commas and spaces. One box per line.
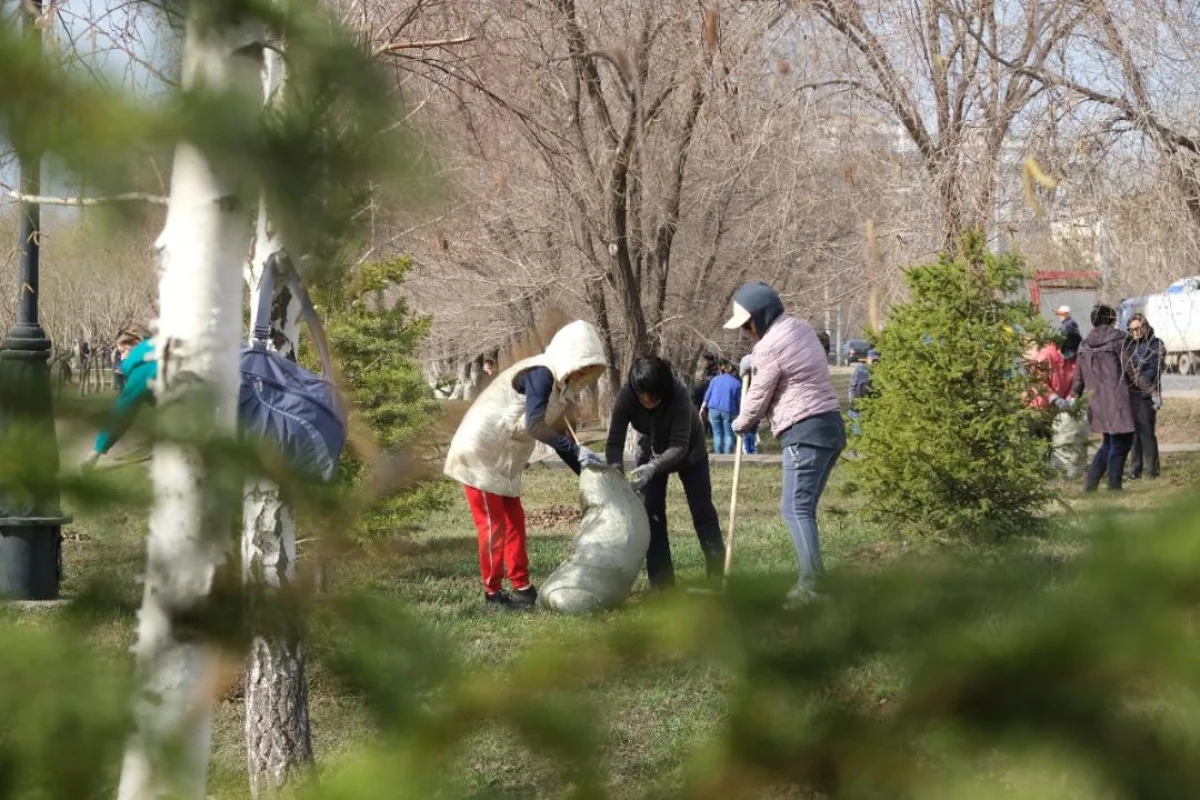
444, 321, 607, 609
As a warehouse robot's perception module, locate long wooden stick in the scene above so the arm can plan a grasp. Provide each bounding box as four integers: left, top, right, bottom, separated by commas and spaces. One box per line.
723, 374, 751, 588
723, 440, 743, 588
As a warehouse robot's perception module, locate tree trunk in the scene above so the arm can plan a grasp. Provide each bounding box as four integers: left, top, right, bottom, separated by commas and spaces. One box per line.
241, 40, 314, 799
583, 272, 621, 404
117, 13, 261, 800
243, 480, 312, 798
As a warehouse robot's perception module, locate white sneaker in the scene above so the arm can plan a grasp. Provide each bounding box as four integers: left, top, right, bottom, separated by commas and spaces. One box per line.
784, 583, 827, 610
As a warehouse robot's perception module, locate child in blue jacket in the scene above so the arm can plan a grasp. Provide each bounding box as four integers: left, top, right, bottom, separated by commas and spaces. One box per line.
90, 330, 155, 462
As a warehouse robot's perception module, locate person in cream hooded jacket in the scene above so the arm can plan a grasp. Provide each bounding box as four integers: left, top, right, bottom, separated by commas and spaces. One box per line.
444, 320, 607, 608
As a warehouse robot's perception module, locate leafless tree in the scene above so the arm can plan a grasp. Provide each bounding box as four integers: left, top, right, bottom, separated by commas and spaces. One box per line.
346, 1, 883, 397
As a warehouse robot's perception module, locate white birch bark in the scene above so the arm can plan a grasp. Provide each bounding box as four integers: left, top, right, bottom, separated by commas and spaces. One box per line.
116, 13, 263, 800
241, 43, 314, 798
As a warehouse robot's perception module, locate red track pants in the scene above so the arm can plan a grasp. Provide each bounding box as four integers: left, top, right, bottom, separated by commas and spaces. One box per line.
464, 486, 530, 595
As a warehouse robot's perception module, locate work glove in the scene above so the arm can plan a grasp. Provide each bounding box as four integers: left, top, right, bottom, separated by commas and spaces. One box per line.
1052, 397, 1071, 410
629, 464, 656, 492
577, 445, 605, 469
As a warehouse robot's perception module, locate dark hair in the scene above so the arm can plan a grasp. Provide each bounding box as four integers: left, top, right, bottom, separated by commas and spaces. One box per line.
1091, 303, 1117, 327
483, 358, 496, 367
628, 356, 675, 400
116, 325, 148, 347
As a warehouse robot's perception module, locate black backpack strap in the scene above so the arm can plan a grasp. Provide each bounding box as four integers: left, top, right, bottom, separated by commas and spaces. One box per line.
252, 252, 278, 344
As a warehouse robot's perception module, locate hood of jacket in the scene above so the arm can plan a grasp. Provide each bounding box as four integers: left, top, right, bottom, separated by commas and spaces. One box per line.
1081, 324, 1124, 354
445, 320, 607, 497
732, 282, 786, 335
513, 320, 607, 389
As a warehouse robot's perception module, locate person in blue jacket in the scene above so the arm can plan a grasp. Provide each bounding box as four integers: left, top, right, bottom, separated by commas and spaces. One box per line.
89, 327, 155, 463
700, 362, 742, 454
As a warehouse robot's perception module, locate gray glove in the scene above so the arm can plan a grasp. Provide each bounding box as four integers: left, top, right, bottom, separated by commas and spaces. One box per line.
1052, 397, 1071, 410
577, 445, 605, 469
629, 464, 656, 492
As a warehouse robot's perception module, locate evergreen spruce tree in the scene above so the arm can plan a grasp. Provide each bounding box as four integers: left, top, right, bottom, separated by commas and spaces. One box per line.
851, 231, 1052, 541
315, 256, 444, 538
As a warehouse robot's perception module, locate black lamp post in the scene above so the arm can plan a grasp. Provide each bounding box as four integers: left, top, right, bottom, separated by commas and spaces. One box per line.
0, 0, 68, 600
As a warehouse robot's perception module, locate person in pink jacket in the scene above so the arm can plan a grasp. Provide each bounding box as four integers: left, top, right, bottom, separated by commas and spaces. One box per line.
727, 282, 845, 606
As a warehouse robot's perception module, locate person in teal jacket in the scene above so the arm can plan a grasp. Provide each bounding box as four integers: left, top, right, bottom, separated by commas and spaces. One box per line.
90, 329, 156, 462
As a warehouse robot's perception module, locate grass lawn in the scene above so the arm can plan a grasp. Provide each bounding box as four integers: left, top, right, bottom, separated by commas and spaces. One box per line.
1156, 397, 1200, 444
26, 447, 1200, 798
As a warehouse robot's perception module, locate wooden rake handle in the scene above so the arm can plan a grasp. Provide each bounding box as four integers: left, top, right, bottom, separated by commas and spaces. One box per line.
723, 373, 751, 588
723, 442, 743, 588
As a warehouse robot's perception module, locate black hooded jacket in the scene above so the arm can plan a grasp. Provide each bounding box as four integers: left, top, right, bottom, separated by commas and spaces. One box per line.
1121, 324, 1165, 397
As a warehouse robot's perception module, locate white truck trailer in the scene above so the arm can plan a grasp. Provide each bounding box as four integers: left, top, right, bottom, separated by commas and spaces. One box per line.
1144, 276, 1200, 374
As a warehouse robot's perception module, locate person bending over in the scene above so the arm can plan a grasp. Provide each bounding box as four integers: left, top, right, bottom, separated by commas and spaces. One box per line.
605, 356, 725, 589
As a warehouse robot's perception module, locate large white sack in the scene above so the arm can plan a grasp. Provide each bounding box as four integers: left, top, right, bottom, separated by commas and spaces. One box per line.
1051, 412, 1090, 479
540, 464, 650, 614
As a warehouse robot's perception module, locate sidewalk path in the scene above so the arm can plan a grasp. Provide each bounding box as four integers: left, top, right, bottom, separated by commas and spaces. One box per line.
532, 442, 1200, 468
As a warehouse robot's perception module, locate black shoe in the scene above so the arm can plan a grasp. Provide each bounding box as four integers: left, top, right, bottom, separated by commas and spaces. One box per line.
1127, 473, 1142, 481
704, 553, 726, 582
510, 585, 538, 609
485, 590, 514, 609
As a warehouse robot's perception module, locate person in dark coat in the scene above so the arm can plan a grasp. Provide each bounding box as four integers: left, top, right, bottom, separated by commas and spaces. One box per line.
1121, 313, 1164, 479
1056, 305, 1082, 360
605, 356, 726, 588
691, 354, 717, 437
1070, 304, 1136, 491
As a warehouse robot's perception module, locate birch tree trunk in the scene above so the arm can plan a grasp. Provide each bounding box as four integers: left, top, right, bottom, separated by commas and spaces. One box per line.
241, 45, 314, 797
116, 14, 263, 800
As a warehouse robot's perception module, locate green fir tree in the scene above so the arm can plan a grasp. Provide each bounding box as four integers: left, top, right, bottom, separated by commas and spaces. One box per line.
312, 256, 445, 538
851, 231, 1052, 542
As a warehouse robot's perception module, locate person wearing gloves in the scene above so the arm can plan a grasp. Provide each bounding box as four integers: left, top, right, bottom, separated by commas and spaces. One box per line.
444, 320, 607, 610
726, 282, 845, 607
1070, 304, 1136, 491
88, 327, 155, 465
1027, 339, 1076, 413
1121, 313, 1164, 480
1025, 338, 1087, 478
604, 356, 725, 589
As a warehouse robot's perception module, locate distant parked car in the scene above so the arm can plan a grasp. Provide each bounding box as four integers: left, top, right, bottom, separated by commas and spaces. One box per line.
844, 339, 870, 364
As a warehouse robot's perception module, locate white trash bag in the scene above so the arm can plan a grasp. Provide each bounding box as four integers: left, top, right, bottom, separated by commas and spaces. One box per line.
540, 464, 650, 614
1051, 412, 1089, 480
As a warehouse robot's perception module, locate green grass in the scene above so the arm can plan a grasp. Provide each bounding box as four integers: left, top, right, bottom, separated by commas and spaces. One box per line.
36, 450, 1200, 798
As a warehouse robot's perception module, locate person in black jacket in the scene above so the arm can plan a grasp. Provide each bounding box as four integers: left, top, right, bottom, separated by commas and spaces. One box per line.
605, 356, 725, 588
1122, 313, 1164, 479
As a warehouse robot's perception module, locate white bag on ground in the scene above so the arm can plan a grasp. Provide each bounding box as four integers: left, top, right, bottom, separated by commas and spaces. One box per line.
540, 464, 650, 613
1051, 412, 1089, 479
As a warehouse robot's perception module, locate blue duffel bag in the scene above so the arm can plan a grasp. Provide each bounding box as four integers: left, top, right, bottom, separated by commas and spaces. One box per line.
239, 254, 346, 480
